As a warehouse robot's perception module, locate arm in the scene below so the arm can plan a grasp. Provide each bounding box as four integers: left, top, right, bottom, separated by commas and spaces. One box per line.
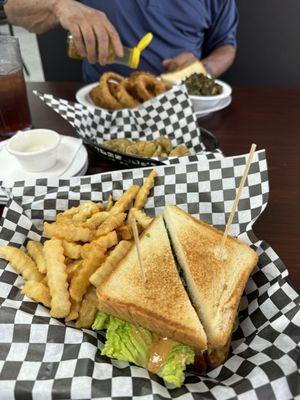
4, 0, 123, 64
202, 0, 238, 76
163, 1, 237, 77
201, 44, 236, 77
4, 0, 58, 34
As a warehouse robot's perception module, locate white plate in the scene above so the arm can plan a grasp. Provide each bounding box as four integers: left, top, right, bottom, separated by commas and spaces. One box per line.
195, 96, 232, 118
76, 81, 232, 114
0, 136, 88, 204
76, 83, 100, 110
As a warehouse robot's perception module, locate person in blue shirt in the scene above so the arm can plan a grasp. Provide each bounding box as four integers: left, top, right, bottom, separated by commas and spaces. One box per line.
5, 0, 238, 81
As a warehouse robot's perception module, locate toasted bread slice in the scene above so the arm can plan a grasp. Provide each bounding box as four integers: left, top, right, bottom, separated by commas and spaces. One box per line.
163, 205, 258, 349
160, 61, 207, 85
97, 216, 207, 351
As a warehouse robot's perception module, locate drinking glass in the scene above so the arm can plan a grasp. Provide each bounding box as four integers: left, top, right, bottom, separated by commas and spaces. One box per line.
0, 36, 32, 136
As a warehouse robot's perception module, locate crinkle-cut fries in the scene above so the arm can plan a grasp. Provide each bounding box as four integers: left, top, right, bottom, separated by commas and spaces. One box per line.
0, 170, 157, 328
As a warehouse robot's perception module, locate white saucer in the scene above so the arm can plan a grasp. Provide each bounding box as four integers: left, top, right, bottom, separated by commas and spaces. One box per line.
195, 96, 232, 118
0, 135, 88, 204
76, 83, 100, 110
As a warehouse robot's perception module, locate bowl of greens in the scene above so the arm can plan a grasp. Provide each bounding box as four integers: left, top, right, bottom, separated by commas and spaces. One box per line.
185, 73, 232, 112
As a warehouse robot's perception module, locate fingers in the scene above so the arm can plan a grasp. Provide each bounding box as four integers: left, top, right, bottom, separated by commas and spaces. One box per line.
178, 58, 195, 69
58, 1, 122, 66
70, 26, 86, 58
162, 59, 172, 67
93, 24, 109, 65
82, 16, 122, 65
105, 21, 124, 58
80, 23, 97, 64
163, 52, 197, 72
163, 59, 177, 72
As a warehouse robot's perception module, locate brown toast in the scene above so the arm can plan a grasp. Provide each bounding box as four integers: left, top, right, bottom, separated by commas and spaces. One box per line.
96, 215, 207, 351
163, 205, 258, 349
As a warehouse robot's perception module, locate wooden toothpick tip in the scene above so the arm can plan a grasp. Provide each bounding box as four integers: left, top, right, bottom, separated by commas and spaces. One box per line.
218, 144, 257, 259
130, 216, 147, 283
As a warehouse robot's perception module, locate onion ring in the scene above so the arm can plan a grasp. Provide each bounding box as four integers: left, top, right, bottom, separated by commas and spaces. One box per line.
129, 72, 170, 102
96, 72, 125, 110
89, 71, 170, 110
114, 81, 140, 109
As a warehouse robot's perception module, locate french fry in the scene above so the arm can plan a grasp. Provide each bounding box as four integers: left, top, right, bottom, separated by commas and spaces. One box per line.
117, 221, 144, 240
110, 186, 140, 215
3, 173, 161, 330
131, 208, 153, 229
93, 231, 118, 248
81, 231, 118, 258
72, 201, 100, 223
44, 239, 71, 318
95, 213, 126, 237
96, 202, 105, 211
134, 170, 157, 209
62, 240, 82, 259
58, 201, 102, 220
65, 299, 81, 322
82, 211, 110, 230
44, 221, 94, 242
76, 286, 98, 328
126, 207, 134, 223
65, 257, 73, 266
22, 281, 51, 308
26, 241, 47, 274
0, 246, 44, 282
56, 207, 79, 222
116, 224, 133, 240
106, 195, 113, 211
69, 244, 106, 302
67, 259, 82, 282
90, 240, 132, 287
42, 275, 48, 286
152, 144, 162, 157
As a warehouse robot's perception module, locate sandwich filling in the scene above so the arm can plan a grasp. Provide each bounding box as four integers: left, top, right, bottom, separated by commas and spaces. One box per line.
92, 311, 195, 388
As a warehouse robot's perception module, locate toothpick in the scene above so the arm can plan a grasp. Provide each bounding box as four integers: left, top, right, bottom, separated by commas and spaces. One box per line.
130, 216, 147, 282
218, 144, 257, 258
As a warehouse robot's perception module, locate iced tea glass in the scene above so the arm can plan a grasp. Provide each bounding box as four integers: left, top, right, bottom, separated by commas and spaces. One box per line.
0, 36, 32, 136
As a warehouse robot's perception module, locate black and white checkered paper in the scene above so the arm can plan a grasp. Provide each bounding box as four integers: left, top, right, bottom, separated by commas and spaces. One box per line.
0, 150, 299, 400
34, 85, 222, 164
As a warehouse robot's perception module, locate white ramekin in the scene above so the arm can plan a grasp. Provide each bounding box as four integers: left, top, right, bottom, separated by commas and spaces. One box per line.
6, 129, 61, 172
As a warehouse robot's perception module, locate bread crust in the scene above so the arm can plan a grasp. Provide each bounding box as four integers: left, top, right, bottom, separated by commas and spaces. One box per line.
164, 205, 258, 349
97, 216, 207, 351
97, 295, 206, 349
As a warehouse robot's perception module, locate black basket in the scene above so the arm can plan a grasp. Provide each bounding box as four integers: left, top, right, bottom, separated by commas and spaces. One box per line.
84, 127, 219, 168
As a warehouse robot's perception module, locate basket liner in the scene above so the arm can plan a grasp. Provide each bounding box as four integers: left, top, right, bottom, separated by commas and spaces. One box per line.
34, 85, 223, 167
0, 149, 299, 399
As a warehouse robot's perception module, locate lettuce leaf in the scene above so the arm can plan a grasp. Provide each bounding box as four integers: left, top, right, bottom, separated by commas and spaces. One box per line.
92, 312, 195, 387
232, 315, 239, 333
101, 315, 152, 368
92, 311, 109, 331
157, 343, 194, 387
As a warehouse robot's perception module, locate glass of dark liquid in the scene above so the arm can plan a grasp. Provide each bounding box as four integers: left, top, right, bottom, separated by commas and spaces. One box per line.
0, 36, 32, 136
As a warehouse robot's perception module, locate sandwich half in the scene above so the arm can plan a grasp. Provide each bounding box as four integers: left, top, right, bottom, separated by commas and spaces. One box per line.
163, 205, 258, 366
95, 215, 207, 386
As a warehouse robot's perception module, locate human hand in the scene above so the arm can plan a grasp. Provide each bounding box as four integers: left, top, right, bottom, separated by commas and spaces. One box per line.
53, 0, 123, 64
163, 52, 197, 72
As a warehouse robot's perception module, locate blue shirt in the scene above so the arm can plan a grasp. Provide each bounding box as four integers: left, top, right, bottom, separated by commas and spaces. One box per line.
80, 0, 238, 82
